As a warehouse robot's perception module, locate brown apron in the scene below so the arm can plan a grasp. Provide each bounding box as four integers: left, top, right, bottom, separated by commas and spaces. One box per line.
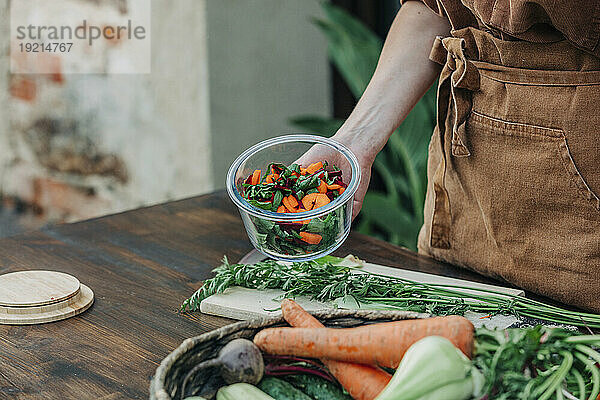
419, 27, 600, 312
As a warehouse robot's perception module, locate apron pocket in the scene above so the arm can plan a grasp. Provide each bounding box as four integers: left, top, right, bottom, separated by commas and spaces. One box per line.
467, 110, 600, 214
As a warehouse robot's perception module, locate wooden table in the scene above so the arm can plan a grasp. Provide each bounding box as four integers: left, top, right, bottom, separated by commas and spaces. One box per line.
0, 191, 515, 399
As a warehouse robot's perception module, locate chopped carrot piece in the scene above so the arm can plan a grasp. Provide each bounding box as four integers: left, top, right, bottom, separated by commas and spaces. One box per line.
327, 184, 342, 190
292, 219, 310, 224
300, 168, 308, 175
287, 195, 298, 208
299, 231, 322, 244
251, 169, 261, 185
338, 187, 345, 195
269, 167, 281, 181
266, 174, 274, 183
301, 193, 330, 210
305, 162, 323, 175
301, 193, 318, 210
317, 180, 328, 194
282, 195, 298, 212
314, 193, 330, 209
277, 205, 286, 213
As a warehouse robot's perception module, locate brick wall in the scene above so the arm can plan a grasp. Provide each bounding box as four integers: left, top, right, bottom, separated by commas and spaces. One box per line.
1, 0, 213, 231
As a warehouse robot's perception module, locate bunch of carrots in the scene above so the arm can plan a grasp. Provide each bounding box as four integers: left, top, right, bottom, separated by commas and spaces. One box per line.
253, 299, 475, 400
252, 300, 600, 400
242, 161, 347, 253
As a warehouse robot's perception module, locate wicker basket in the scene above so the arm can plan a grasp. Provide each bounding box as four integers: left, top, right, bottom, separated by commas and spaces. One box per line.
150, 309, 429, 400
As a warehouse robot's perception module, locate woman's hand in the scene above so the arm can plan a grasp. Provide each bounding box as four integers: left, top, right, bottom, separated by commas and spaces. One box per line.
299, 2, 450, 220
295, 132, 374, 219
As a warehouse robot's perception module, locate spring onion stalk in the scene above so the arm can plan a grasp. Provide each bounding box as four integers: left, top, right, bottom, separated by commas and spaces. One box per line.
474, 327, 600, 399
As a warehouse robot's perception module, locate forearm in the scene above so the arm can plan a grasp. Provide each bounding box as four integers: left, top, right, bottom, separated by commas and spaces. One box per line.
336, 1, 450, 163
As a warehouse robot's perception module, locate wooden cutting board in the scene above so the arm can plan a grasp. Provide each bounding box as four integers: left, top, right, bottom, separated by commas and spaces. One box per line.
200, 256, 524, 328
0, 270, 94, 325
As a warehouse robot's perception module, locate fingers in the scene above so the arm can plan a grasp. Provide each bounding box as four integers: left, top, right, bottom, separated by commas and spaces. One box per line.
351, 168, 371, 220
352, 199, 363, 220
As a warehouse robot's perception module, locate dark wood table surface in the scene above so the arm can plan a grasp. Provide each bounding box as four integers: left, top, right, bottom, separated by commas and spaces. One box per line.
0, 190, 517, 400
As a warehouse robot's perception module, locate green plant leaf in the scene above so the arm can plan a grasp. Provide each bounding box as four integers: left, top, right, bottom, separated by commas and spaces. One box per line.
290, 115, 344, 137
360, 192, 422, 250
313, 3, 382, 98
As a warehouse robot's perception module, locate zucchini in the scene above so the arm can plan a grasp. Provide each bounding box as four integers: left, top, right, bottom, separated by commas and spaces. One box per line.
258, 377, 313, 400
285, 375, 351, 400
216, 383, 275, 400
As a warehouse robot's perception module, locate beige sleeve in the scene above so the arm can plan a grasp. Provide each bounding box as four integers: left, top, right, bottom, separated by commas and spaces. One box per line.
399, 0, 448, 18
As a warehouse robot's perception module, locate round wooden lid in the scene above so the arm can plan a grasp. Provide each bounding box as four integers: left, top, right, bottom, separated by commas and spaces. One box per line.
0, 270, 81, 307
0, 283, 94, 325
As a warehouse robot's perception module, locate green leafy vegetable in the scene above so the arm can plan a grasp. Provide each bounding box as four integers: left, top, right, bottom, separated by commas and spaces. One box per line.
474, 326, 600, 399
284, 374, 351, 400
242, 161, 347, 256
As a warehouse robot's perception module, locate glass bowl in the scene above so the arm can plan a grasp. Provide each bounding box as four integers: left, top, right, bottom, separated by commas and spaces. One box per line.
226, 134, 361, 261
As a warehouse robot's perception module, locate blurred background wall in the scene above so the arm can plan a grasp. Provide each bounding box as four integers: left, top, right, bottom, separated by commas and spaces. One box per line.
2, 0, 430, 251
207, 0, 331, 186
0, 0, 330, 236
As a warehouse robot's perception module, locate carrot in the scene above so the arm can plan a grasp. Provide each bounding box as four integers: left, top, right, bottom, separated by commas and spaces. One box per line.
300, 167, 308, 175
317, 180, 328, 194
254, 315, 474, 368
287, 196, 298, 208
327, 184, 342, 190
292, 219, 310, 224
338, 187, 345, 195
305, 162, 323, 174
250, 169, 261, 185
266, 174, 274, 184
301, 193, 330, 211
301, 193, 318, 210
282, 195, 298, 213
315, 194, 330, 208
299, 231, 322, 244
278, 299, 391, 400
276, 205, 286, 213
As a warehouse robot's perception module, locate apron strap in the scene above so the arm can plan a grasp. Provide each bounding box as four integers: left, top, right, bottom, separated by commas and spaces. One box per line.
429, 36, 480, 249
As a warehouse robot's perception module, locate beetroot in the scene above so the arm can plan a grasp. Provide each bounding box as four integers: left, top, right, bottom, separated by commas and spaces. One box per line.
333, 177, 348, 188
278, 222, 304, 231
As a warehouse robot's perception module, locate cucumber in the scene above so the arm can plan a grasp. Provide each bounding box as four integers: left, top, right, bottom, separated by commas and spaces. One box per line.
285, 375, 351, 400
258, 377, 313, 400
216, 383, 275, 400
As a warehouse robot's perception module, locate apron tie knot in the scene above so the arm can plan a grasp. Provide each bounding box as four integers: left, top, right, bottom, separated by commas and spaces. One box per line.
442, 37, 480, 157
427, 35, 480, 249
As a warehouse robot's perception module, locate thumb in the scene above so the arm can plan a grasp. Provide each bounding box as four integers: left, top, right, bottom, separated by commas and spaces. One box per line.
351, 174, 370, 220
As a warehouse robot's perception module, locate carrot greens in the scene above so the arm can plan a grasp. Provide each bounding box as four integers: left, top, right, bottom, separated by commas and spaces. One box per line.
473, 326, 600, 400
